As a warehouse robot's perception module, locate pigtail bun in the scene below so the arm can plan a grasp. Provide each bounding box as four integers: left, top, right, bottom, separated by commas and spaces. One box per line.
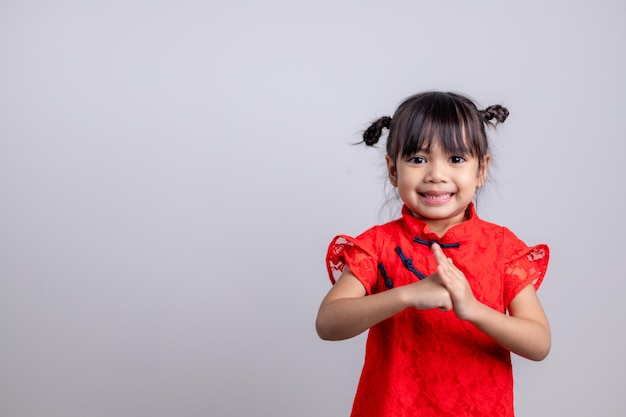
481, 105, 509, 124
362, 116, 392, 146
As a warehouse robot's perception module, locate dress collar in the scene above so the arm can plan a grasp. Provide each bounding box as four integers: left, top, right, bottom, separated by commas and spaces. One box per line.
401, 203, 479, 244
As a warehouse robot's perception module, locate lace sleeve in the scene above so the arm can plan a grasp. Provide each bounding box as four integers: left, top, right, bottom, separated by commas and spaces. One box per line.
326, 234, 379, 294
503, 244, 549, 307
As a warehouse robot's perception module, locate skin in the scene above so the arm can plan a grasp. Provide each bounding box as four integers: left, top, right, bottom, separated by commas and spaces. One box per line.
316, 143, 551, 361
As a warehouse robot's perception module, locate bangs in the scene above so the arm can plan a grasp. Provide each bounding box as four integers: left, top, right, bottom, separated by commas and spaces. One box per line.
389, 92, 488, 160
400, 117, 473, 158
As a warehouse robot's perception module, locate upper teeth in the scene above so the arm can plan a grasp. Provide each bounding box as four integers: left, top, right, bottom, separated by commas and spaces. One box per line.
425, 193, 450, 199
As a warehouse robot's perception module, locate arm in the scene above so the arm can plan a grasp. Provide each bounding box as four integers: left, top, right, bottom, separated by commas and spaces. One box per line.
315, 267, 452, 341
432, 244, 551, 361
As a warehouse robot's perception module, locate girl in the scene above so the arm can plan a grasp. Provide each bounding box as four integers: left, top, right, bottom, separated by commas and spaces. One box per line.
316, 91, 550, 417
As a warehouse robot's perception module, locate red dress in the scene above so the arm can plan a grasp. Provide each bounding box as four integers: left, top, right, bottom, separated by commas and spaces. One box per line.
326, 204, 549, 417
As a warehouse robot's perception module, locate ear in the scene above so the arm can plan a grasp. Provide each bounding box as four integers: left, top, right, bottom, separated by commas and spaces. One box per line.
386, 155, 398, 187
476, 154, 491, 188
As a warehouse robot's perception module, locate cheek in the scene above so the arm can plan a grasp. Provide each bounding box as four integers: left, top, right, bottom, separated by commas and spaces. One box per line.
394, 178, 415, 198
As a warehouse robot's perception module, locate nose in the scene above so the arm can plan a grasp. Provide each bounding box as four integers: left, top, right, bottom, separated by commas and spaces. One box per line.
424, 159, 447, 183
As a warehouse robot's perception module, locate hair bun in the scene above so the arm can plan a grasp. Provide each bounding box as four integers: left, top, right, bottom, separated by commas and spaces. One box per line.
363, 116, 392, 146
482, 105, 509, 124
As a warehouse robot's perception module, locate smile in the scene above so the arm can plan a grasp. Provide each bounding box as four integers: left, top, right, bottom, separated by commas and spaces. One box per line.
420, 192, 453, 200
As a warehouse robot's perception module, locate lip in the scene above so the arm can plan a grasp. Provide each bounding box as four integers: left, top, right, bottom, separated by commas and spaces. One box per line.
419, 191, 454, 206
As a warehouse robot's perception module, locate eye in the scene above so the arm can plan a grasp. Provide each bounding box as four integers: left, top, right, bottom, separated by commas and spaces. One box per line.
407, 155, 426, 164
449, 156, 466, 164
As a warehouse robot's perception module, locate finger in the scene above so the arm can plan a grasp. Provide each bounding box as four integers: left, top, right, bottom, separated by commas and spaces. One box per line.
431, 243, 446, 264
431, 242, 441, 254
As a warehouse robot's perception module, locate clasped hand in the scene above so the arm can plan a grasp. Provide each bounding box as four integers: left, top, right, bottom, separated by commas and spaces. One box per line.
406, 243, 478, 320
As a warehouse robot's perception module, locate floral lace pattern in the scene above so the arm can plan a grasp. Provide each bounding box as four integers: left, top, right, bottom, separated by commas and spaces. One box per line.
324, 204, 549, 417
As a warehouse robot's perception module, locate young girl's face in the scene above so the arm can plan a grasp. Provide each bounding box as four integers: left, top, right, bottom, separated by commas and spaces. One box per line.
386, 140, 489, 235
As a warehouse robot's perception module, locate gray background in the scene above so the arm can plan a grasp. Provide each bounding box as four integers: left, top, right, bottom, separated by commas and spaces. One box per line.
1, 1, 624, 416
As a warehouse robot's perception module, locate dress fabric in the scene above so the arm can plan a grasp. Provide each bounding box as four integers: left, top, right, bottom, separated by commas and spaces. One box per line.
325, 204, 549, 417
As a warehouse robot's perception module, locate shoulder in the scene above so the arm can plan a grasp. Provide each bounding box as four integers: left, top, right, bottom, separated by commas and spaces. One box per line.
327, 216, 404, 260
475, 219, 550, 267
357, 216, 403, 237
464, 218, 544, 263
470, 217, 524, 241
331, 216, 408, 259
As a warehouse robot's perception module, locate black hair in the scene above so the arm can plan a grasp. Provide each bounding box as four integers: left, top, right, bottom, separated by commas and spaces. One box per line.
362, 91, 508, 170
